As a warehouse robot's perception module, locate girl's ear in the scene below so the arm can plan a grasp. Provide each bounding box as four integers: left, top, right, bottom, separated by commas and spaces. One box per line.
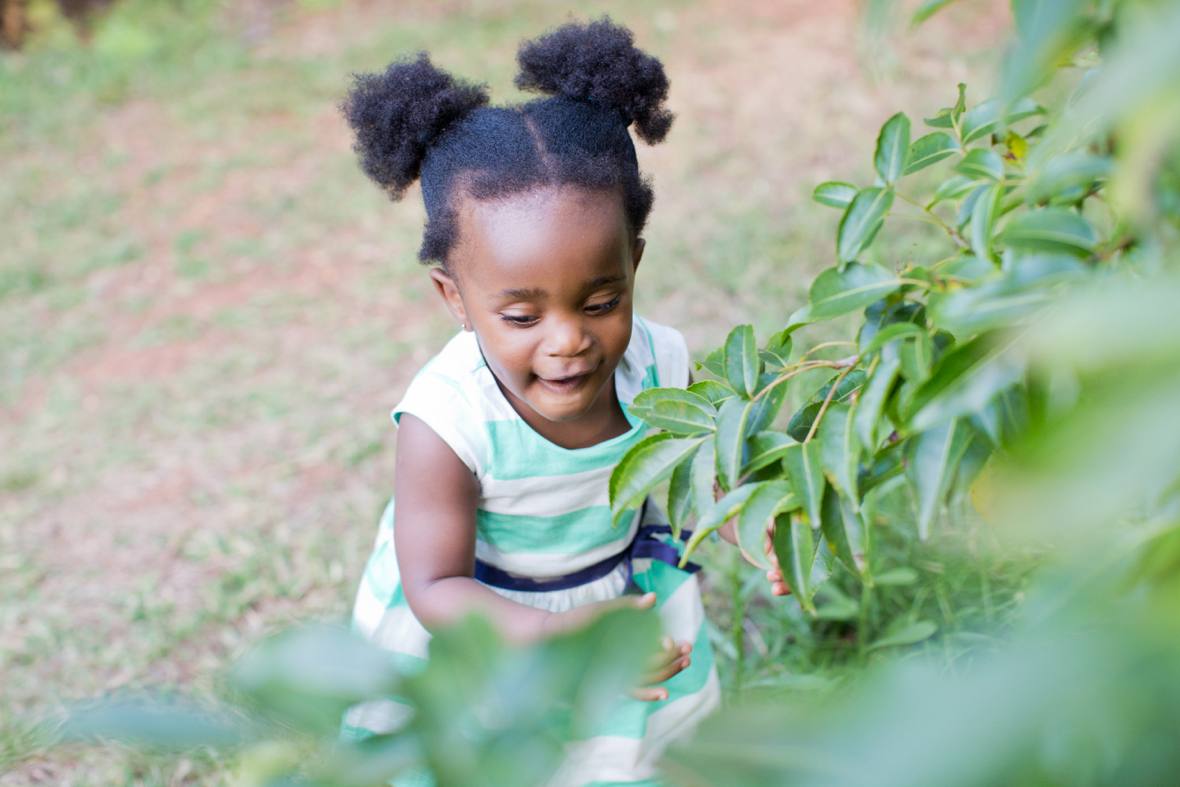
430, 267, 469, 329
632, 237, 646, 274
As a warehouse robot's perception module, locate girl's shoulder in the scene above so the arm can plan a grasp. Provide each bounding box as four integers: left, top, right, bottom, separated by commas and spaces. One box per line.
628, 314, 690, 393
391, 330, 504, 475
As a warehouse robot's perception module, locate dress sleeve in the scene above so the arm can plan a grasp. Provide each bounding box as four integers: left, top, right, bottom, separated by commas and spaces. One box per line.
391, 369, 484, 476
640, 318, 691, 390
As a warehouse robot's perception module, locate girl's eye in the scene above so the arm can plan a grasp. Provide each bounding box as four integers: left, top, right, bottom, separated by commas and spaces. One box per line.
586, 296, 621, 315
500, 313, 538, 327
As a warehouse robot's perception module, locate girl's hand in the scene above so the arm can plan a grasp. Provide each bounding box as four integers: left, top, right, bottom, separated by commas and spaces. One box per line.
764, 524, 792, 597
544, 593, 691, 701
632, 635, 693, 702
715, 481, 792, 596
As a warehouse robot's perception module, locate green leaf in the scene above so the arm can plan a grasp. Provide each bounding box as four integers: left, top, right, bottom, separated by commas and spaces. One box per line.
816, 368, 867, 403
610, 434, 706, 520
818, 403, 860, 504
969, 182, 1003, 262
928, 254, 1086, 336
935, 253, 995, 282
813, 181, 858, 209
628, 388, 717, 436
999, 0, 1090, 112
911, 0, 959, 26
736, 434, 792, 476
904, 132, 959, 174
905, 419, 972, 539
724, 324, 760, 398
744, 431, 797, 475
956, 183, 989, 229
874, 112, 911, 184
907, 334, 1025, 432
761, 328, 794, 370
735, 481, 798, 569
746, 379, 789, 434
667, 445, 696, 539
691, 438, 717, 516
786, 401, 822, 443
229, 624, 401, 734
860, 322, 926, 357
773, 513, 817, 614
1025, 152, 1112, 204
929, 174, 978, 206
924, 108, 953, 129
952, 82, 967, 122
683, 482, 766, 560
782, 442, 825, 528
969, 384, 1026, 448
837, 188, 895, 263
874, 566, 919, 586
899, 331, 934, 384
819, 485, 862, 576
954, 148, 1004, 181
697, 347, 726, 379
688, 379, 736, 406
867, 620, 938, 651
814, 587, 859, 621
960, 97, 1042, 144
999, 208, 1097, 257
808, 262, 901, 320
855, 353, 902, 450
714, 397, 754, 490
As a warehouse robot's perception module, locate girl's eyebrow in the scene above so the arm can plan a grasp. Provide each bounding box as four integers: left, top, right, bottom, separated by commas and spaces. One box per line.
496, 275, 626, 300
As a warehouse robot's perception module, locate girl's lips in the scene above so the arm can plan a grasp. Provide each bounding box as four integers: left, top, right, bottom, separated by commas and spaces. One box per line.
537, 371, 592, 394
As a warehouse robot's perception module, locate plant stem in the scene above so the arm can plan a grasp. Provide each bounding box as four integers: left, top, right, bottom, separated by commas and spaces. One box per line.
857, 578, 872, 660
729, 554, 746, 695
799, 340, 856, 361
895, 190, 968, 248
750, 359, 842, 403
802, 359, 859, 443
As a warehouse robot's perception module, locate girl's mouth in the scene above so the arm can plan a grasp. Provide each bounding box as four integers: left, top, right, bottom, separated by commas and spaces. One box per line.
537, 372, 592, 394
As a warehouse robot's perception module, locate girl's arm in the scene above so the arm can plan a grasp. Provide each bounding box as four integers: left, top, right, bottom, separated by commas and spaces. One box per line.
393, 414, 655, 644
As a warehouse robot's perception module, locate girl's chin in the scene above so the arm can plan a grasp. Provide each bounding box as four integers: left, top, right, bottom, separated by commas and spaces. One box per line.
525, 379, 603, 422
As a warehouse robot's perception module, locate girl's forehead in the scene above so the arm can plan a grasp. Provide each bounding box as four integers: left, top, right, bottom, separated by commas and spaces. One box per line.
452, 186, 633, 296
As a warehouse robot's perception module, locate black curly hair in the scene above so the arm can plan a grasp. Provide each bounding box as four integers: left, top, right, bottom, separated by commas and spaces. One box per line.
340, 18, 673, 268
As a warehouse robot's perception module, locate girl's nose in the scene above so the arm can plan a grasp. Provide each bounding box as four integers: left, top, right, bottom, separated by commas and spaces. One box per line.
544, 313, 592, 357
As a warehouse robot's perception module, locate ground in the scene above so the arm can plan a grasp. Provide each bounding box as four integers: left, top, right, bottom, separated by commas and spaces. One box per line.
0, 0, 1007, 783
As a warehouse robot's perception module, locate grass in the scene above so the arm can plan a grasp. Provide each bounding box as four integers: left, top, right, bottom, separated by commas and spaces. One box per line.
0, 0, 1014, 782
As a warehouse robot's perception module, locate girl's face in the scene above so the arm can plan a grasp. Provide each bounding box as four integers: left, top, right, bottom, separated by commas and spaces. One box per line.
431, 186, 644, 443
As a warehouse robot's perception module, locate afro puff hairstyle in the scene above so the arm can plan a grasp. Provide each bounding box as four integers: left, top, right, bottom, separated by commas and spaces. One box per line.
339, 18, 673, 267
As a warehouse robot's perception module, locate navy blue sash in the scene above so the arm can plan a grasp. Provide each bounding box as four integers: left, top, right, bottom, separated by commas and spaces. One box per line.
474, 522, 701, 593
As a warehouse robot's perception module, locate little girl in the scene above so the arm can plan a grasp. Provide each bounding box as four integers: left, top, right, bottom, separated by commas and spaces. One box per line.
336, 19, 778, 785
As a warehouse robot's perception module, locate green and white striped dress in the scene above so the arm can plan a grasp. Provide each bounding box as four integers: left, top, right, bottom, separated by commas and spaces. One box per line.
343, 315, 720, 786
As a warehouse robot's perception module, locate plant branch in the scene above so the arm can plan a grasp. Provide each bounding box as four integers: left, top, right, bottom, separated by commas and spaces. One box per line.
803, 359, 859, 444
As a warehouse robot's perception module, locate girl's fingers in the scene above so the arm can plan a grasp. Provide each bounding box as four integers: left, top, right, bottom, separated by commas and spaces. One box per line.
631, 686, 669, 702
644, 640, 693, 674
765, 568, 791, 595
639, 653, 692, 687
632, 592, 657, 609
